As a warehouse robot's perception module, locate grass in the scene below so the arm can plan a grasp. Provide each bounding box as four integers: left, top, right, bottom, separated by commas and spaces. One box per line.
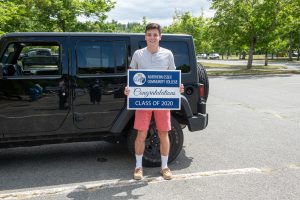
217, 55, 300, 61
199, 61, 300, 76
201, 62, 241, 69
200, 62, 287, 70
207, 69, 300, 76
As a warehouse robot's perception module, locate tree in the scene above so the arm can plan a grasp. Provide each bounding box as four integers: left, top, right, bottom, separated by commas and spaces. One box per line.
0, 0, 115, 33
257, 1, 289, 65
294, 32, 300, 60
126, 17, 147, 33
279, 0, 300, 61
208, 17, 235, 59
105, 17, 147, 33
164, 11, 209, 54
0, 1, 32, 34
211, 0, 283, 69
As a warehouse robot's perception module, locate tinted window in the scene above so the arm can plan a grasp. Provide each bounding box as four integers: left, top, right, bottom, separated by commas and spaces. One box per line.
1, 43, 60, 77
139, 41, 190, 73
77, 41, 127, 74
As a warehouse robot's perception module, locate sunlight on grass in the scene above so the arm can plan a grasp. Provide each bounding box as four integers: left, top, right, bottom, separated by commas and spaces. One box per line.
200, 62, 287, 69
207, 69, 300, 76
214, 55, 300, 61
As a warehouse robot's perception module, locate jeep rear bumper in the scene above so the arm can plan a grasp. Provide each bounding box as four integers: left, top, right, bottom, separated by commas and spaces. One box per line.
187, 113, 208, 132
181, 96, 208, 132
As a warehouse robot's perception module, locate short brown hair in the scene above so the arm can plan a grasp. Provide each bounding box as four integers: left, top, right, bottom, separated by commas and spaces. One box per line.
145, 23, 161, 35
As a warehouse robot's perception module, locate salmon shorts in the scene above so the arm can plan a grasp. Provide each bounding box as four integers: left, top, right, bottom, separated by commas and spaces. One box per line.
134, 110, 171, 132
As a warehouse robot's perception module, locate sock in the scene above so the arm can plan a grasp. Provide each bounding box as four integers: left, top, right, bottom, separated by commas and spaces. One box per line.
161, 155, 169, 169
135, 154, 143, 169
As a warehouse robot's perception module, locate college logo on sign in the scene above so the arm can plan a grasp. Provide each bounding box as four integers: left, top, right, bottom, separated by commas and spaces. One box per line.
133, 73, 146, 85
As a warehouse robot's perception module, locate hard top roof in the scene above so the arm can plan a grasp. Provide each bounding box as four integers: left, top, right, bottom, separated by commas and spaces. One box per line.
3, 32, 191, 38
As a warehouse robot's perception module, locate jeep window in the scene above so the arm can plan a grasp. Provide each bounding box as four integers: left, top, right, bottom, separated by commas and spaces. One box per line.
138, 41, 190, 73
1, 43, 60, 77
76, 41, 127, 74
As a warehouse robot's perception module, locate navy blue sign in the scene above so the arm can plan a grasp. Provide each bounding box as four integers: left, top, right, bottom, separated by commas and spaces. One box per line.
127, 70, 181, 110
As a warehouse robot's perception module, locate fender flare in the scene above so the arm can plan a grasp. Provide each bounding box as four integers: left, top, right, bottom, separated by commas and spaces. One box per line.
110, 108, 135, 134
180, 95, 193, 118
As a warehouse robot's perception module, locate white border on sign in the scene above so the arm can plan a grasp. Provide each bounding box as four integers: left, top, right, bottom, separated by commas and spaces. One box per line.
127, 69, 181, 110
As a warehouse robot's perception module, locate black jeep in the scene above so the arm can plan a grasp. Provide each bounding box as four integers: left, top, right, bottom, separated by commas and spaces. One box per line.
0, 32, 208, 166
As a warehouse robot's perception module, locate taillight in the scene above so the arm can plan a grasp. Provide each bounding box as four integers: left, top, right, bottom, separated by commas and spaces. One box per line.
199, 84, 205, 98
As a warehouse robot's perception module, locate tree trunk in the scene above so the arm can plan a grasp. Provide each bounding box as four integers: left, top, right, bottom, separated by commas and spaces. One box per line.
227, 49, 229, 60
247, 36, 256, 69
265, 51, 268, 66
242, 52, 246, 59
271, 53, 274, 60
298, 48, 299, 61
239, 52, 242, 60
289, 32, 293, 61
60, 19, 66, 32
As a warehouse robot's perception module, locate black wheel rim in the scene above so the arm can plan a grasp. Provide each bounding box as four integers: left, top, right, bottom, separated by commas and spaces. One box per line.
144, 122, 176, 160
144, 123, 160, 159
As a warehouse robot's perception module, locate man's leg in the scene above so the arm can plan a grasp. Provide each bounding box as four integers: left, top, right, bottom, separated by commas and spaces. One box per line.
135, 130, 148, 155
154, 110, 173, 180
132, 130, 148, 180
135, 130, 148, 167
133, 110, 152, 180
157, 131, 170, 156
157, 131, 172, 180
157, 131, 170, 165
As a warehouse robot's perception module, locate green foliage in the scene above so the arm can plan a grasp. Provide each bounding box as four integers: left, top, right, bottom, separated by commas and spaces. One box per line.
206, 1, 291, 63
0, 1, 31, 33
211, 0, 285, 68
0, 0, 115, 33
1, 0, 299, 64
164, 11, 210, 53
105, 16, 147, 33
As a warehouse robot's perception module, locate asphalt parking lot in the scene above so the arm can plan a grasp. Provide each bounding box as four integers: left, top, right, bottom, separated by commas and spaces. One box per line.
0, 74, 299, 200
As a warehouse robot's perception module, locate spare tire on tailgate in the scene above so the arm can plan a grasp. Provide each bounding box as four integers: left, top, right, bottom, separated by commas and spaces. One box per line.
197, 63, 209, 102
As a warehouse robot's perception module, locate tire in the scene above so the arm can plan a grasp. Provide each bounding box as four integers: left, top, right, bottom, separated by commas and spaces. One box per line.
127, 116, 184, 167
197, 63, 209, 102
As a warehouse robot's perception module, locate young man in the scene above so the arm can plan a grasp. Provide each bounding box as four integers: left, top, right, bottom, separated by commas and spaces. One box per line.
124, 23, 183, 180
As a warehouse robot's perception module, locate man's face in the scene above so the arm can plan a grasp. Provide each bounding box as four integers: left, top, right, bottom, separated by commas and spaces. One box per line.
145, 29, 161, 48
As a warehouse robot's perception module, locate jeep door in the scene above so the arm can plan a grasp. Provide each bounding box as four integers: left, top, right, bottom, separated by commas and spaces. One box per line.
0, 36, 70, 137
70, 36, 128, 131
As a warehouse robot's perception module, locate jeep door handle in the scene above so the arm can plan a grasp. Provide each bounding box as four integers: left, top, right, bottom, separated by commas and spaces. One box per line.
74, 112, 86, 121
74, 88, 86, 96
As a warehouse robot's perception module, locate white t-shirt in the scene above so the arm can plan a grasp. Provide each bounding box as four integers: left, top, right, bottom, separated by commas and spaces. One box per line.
130, 47, 176, 70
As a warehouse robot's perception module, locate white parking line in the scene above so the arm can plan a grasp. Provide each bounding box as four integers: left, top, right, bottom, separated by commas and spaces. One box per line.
0, 167, 263, 200
1, 165, 299, 200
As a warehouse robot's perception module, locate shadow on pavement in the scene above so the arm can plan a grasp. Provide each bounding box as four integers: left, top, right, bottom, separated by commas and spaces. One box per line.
0, 142, 133, 191
0, 142, 193, 192
67, 183, 147, 200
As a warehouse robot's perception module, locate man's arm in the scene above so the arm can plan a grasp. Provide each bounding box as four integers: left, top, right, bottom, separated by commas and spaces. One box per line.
168, 51, 176, 70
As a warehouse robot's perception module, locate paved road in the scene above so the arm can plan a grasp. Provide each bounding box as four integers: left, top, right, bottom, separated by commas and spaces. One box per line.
198, 59, 300, 70
0, 75, 299, 200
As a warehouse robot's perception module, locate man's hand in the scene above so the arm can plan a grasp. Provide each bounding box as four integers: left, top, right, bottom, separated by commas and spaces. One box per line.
124, 86, 130, 96
180, 84, 184, 94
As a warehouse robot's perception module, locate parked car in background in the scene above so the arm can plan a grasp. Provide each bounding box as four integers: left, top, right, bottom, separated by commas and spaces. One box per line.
208, 53, 220, 59
292, 52, 298, 57
197, 53, 207, 59
27, 48, 52, 56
